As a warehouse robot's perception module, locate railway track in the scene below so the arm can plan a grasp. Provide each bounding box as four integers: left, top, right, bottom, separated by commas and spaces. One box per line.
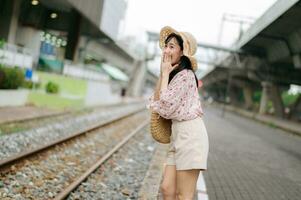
0, 110, 70, 136
60, 120, 153, 200
0, 103, 145, 161
0, 110, 152, 199
0, 102, 139, 136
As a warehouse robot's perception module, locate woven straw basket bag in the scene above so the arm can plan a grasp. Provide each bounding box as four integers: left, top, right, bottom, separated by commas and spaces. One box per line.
150, 111, 172, 144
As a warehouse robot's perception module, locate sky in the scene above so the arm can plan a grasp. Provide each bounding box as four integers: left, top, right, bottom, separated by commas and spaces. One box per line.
120, 0, 278, 74
122, 0, 277, 45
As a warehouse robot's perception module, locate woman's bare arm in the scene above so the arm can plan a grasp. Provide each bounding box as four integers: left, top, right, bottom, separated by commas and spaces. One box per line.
153, 76, 162, 101
159, 73, 169, 93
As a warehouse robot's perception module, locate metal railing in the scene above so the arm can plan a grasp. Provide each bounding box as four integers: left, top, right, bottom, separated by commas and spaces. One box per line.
0, 43, 34, 69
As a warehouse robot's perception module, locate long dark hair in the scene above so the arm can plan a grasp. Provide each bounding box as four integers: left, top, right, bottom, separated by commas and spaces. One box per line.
165, 33, 199, 87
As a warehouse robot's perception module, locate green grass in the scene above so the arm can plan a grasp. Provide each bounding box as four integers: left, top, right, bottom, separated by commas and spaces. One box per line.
37, 71, 87, 97
28, 92, 84, 110
253, 90, 300, 108
26, 71, 88, 110
0, 123, 27, 136
282, 92, 299, 107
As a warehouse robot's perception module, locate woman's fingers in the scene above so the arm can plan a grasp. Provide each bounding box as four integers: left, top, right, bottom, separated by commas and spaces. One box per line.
167, 54, 171, 62
162, 53, 173, 63
164, 54, 171, 63
173, 63, 179, 68
171, 64, 179, 71
161, 53, 163, 63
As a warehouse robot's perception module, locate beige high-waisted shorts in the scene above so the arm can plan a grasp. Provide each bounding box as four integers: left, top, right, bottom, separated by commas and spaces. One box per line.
165, 116, 209, 171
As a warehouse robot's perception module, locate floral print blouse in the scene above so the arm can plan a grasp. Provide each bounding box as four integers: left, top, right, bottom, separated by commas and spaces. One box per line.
147, 69, 204, 121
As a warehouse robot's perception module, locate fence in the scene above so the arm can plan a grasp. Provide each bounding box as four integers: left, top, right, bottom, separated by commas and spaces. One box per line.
0, 43, 34, 69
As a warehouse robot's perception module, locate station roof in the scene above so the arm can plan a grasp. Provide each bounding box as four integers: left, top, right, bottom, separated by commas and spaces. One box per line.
40, 0, 137, 62
101, 63, 129, 82
202, 0, 301, 86
235, 0, 301, 59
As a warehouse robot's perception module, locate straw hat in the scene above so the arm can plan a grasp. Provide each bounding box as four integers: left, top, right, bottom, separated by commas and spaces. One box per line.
159, 26, 198, 71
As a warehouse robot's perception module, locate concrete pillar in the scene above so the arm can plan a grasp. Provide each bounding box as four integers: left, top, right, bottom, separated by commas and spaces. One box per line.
259, 81, 284, 118
15, 27, 42, 65
127, 60, 147, 97
292, 54, 301, 69
272, 85, 285, 118
243, 86, 254, 110
214, 89, 221, 102
229, 86, 241, 106
7, 0, 20, 44
259, 82, 269, 114
0, 0, 20, 44
289, 94, 301, 120
218, 87, 226, 102
65, 9, 81, 61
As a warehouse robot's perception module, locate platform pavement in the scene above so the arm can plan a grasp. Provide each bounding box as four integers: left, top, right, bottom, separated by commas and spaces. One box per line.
0, 105, 63, 124
0, 97, 145, 124
139, 105, 301, 200
213, 102, 301, 136
202, 106, 301, 200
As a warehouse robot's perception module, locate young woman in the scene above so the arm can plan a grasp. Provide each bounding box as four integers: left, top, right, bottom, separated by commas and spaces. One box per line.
147, 26, 209, 200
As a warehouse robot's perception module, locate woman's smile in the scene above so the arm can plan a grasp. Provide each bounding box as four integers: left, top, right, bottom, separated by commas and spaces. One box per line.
163, 38, 183, 65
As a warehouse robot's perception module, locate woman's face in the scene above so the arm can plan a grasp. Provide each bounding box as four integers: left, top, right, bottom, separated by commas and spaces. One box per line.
163, 37, 183, 65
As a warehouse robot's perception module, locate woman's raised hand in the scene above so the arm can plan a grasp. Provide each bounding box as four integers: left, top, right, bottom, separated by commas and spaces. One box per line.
160, 53, 178, 77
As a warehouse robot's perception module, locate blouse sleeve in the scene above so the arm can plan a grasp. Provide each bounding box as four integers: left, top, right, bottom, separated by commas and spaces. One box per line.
147, 70, 192, 119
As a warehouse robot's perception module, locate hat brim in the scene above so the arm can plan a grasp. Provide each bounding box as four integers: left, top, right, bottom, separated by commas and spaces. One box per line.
159, 26, 198, 71
159, 26, 179, 50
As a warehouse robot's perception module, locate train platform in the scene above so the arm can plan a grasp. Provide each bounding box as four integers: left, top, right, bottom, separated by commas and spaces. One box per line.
140, 105, 301, 200
0, 103, 300, 199
0, 105, 63, 124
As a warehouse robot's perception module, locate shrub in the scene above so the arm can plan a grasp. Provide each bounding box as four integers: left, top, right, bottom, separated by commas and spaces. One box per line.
0, 66, 4, 86
0, 39, 5, 59
0, 66, 24, 89
0, 38, 5, 49
45, 81, 59, 94
22, 80, 33, 89
22, 80, 41, 89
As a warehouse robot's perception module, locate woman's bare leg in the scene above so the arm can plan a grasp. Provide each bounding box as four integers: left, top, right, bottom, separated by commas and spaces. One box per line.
160, 164, 177, 200
176, 169, 200, 200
